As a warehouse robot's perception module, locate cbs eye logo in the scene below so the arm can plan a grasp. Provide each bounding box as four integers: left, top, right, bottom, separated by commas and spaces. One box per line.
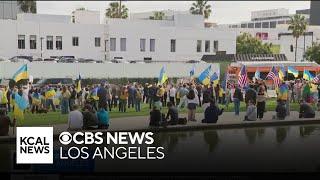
59, 132, 72, 145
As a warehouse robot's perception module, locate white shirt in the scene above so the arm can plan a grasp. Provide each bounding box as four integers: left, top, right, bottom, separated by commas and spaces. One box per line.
68, 110, 83, 130
169, 87, 176, 97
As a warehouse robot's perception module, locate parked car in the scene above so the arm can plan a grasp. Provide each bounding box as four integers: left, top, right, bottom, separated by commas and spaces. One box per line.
78, 58, 96, 63
43, 58, 57, 63
33, 78, 74, 88
130, 60, 145, 64
0, 57, 10, 62
58, 58, 78, 63
95, 60, 104, 63
32, 57, 44, 62
186, 60, 206, 64
9, 56, 31, 63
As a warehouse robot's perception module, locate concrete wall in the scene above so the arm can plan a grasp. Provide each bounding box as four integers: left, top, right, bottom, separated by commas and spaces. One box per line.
0, 62, 219, 79
0, 1, 21, 20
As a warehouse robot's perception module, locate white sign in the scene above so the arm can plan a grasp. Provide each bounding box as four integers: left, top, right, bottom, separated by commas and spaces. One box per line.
16, 127, 53, 164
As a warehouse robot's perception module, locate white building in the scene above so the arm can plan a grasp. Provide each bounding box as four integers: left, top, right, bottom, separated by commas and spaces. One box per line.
0, 10, 236, 62
0, 11, 108, 60
107, 11, 236, 62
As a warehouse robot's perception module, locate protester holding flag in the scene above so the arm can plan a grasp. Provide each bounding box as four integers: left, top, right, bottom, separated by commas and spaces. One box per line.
12, 64, 29, 83
45, 86, 56, 112
61, 86, 71, 114
288, 66, 299, 78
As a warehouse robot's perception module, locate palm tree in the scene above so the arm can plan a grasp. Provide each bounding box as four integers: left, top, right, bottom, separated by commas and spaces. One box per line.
189, 0, 212, 19
105, 1, 128, 19
149, 11, 165, 20
288, 14, 307, 62
18, 0, 37, 13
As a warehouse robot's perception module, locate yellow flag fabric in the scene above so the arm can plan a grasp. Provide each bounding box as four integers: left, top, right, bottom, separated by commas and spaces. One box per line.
45, 89, 56, 99
13, 101, 24, 121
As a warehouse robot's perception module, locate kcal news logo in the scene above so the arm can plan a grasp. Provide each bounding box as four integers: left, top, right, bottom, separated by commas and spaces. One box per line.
16, 127, 53, 164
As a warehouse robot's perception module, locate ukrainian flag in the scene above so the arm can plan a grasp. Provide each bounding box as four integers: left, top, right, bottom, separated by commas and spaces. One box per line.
279, 65, 286, 81
76, 74, 81, 93
45, 89, 56, 99
13, 92, 28, 121
288, 66, 299, 78
12, 64, 29, 82
158, 66, 168, 85
198, 65, 211, 85
303, 70, 314, 81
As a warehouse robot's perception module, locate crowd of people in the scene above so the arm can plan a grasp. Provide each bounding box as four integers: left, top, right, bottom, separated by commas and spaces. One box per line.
0, 77, 320, 136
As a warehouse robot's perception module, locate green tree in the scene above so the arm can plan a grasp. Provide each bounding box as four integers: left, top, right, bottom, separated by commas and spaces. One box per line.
189, 0, 212, 19
18, 0, 37, 13
236, 32, 273, 54
288, 14, 307, 62
305, 42, 320, 64
149, 11, 165, 20
105, 1, 128, 19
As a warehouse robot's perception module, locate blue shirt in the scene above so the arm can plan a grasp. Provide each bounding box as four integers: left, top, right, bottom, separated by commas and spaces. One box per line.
96, 109, 109, 125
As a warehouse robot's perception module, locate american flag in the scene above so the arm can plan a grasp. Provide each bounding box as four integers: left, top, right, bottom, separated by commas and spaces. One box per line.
266, 66, 280, 87
238, 65, 248, 88
313, 74, 320, 84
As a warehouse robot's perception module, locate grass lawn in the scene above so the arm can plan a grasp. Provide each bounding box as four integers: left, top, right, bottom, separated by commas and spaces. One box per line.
10, 99, 301, 126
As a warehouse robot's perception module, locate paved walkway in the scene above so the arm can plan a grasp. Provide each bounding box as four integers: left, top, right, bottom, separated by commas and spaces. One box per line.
3, 111, 320, 139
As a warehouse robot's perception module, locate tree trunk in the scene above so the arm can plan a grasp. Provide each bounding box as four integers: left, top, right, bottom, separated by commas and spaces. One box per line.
295, 37, 298, 62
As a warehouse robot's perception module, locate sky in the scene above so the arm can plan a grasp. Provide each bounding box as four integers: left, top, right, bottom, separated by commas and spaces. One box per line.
37, 1, 311, 24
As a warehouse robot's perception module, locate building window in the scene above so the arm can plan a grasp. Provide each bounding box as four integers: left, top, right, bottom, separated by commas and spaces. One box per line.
56, 36, 62, 50
262, 22, 269, 28
72, 37, 79, 46
140, 38, 146, 52
255, 22, 261, 28
46, 36, 53, 50
248, 23, 254, 28
214, 40, 219, 52
196, 40, 202, 52
110, 38, 116, 51
30, 35, 36, 49
205, 40, 210, 53
270, 21, 276, 28
150, 39, 155, 52
95, 37, 101, 47
241, 23, 247, 28
170, 39, 176, 52
120, 38, 126, 51
18, 35, 25, 49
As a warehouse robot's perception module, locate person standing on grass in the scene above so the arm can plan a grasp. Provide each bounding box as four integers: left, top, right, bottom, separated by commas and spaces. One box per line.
169, 85, 176, 106
233, 85, 243, 116
119, 86, 128, 112
61, 86, 71, 114
143, 83, 149, 104
97, 82, 107, 110
196, 84, 202, 107
148, 83, 157, 109
178, 84, 189, 109
128, 83, 136, 109
106, 84, 112, 111
186, 89, 199, 122
256, 84, 267, 120
225, 87, 231, 110
135, 84, 142, 112
69, 86, 77, 111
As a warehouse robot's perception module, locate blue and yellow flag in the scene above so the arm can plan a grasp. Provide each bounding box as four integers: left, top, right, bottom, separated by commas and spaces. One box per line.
158, 66, 168, 85
76, 74, 81, 93
198, 65, 211, 85
279, 65, 286, 81
13, 92, 28, 121
288, 66, 299, 78
12, 64, 29, 82
45, 88, 56, 99
303, 70, 314, 81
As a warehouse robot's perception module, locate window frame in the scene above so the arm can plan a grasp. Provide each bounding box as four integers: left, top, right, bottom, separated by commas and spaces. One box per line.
18, 35, 25, 49
170, 39, 176, 52
56, 36, 62, 50
110, 38, 116, 51
140, 38, 146, 52
150, 38, 155, 52
196, 40, 202, 52
72, 36, 79, 47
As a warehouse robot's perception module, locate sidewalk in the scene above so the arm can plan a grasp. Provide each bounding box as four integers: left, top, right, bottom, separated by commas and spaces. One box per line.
3, 111, 320, 139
